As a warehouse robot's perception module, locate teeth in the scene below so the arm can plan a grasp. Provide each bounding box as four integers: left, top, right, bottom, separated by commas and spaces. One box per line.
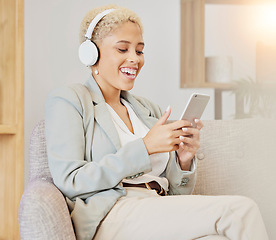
120, 68, 137, 75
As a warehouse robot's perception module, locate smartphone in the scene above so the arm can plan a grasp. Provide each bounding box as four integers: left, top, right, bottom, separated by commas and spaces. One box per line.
179, 93, 210, 127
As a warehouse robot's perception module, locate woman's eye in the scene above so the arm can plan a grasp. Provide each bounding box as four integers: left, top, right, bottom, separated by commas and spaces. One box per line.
118, 48, 128, 53
136, 50, 144, 55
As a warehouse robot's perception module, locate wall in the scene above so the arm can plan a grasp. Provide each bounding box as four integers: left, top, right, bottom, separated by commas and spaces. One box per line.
206, 5, 257, 80
24, 0, 229, 185
205, 3, 275, 118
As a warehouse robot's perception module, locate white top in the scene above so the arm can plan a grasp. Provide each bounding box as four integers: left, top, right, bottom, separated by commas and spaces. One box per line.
106, 98, 169, 191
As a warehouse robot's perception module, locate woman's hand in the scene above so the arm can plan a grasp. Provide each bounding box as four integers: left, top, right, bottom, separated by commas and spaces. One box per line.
142, 106, 193, 155
176, 119, 203, 170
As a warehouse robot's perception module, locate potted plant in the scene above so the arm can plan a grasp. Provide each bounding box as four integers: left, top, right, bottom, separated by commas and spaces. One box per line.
232, 77, 276, 119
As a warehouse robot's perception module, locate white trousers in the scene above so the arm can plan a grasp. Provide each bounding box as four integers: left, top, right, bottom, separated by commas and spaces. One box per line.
93, 187, 268, 240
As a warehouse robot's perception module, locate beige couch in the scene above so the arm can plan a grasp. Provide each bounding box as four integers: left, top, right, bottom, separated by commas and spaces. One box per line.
19, 119, 276, 239
193, 118, 276, 240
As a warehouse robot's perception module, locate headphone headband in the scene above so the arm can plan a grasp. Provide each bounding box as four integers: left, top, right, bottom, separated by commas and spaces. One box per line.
85, 8, 116, 40
79, 8, 116, 67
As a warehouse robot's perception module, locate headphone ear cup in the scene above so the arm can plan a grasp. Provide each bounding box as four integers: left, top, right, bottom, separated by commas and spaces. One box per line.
78, 40, 99, 66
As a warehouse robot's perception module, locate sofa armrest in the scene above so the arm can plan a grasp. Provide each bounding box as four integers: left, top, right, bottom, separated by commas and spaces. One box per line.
19, 179, 76, 240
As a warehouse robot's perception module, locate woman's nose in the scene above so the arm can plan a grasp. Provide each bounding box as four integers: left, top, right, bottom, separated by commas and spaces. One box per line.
127, 50, 139, 63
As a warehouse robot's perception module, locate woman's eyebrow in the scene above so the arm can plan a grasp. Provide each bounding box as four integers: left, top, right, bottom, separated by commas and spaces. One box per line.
116, 40, 145, 46
116, 40, 130, 44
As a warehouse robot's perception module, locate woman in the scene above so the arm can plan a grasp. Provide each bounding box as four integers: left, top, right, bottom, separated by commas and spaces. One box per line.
45, 5, 268, 240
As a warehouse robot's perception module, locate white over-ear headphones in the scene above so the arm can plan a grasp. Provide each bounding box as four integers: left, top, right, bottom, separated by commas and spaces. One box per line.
79, 9, 115, 66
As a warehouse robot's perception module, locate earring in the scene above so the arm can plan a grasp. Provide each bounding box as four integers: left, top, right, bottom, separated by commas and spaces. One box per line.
94, 69, 99, 75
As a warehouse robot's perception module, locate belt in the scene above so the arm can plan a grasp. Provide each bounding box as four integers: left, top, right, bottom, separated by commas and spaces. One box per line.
122, 181, 166, 196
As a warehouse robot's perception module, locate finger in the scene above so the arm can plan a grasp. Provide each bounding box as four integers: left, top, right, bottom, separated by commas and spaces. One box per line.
171, 128, 196, 141
179, 136, 200, 149
172, 129, 188, 138
179, 141, 198, 153
157, 105, 171, 126
194, 119, 204, 130
169, 119, 193, 130
182, 127, 200, 139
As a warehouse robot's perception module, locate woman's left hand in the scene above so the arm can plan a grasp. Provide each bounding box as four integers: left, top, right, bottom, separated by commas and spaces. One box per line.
176, 119, 203, 171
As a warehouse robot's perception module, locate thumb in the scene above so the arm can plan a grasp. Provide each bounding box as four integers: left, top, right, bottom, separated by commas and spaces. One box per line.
157, 105, 171, 125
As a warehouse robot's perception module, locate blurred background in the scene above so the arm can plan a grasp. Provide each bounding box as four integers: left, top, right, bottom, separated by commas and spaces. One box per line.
1, 1, 276, 238
24, 0, 276, 183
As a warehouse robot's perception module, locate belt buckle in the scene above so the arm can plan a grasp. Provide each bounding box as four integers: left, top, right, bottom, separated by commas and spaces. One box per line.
145, 182, 166, 196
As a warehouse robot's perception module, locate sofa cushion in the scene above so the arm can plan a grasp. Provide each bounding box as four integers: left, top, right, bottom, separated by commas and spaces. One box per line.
194, 118, 276, 239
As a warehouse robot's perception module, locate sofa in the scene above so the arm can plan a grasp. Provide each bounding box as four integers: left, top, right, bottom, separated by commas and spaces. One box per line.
19, 118, 276, 239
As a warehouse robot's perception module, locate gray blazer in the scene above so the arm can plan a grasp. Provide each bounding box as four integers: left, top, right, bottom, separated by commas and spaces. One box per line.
45, 76, 196, 240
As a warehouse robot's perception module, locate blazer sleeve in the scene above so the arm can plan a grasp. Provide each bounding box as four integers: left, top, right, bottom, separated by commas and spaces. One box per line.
166, 153, 197, 195
45, 86, 152, 200
133, 95, 197, 195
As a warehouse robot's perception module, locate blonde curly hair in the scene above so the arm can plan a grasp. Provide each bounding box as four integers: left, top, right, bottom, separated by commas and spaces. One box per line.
79, 4, 143, 45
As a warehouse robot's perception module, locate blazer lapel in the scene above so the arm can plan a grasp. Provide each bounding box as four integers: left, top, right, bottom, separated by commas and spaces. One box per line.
121, 91, 158, 129
84, 76, 121, 151
84, 75, 159, 151
93, 102, 121, 151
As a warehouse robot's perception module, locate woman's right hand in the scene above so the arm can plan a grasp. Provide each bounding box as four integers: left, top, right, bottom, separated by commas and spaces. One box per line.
142, 106, 192, 155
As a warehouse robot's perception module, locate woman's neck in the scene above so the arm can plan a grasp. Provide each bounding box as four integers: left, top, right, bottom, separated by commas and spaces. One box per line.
94, 76, 122, 106
104, 93, 122, 107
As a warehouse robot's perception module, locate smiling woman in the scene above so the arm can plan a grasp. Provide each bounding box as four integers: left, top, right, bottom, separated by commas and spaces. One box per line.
44, 4, 269, 240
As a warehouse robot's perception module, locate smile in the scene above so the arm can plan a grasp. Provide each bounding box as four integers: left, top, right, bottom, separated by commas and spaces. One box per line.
120, 67, 137, 79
